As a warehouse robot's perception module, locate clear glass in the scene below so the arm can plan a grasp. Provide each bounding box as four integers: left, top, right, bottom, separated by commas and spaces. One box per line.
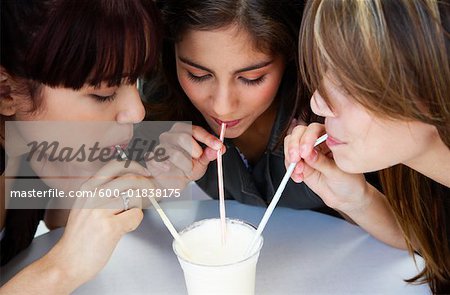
172, 218, 264, 295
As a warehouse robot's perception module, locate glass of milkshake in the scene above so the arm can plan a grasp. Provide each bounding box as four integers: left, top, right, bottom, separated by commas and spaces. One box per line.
172, 218, 264, 295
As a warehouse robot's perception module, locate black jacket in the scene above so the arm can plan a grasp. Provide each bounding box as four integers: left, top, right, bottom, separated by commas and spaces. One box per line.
196, 101, 337, 214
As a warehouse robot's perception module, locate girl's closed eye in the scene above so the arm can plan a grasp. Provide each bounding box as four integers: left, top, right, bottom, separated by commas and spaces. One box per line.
90, 92, 117, 103
239, 75, 266, 86
187, 71, 212, 83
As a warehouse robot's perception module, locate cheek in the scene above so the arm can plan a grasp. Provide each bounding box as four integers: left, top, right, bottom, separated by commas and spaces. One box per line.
333, 139, 384, 173
248, 79, 280, 107
262, 80, 280, 100
335, 119, 416, 173
374, 120, 436, 163
178, 76, 208, 107
327, 114, 381, 173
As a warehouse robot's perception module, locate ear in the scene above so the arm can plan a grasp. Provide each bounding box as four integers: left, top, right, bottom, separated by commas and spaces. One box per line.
0, 67, 18, 116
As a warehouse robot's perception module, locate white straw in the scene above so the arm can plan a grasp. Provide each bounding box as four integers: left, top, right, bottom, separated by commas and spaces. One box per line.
115, 146, 191, 258
246, 134, 328, 255
217, 123, 227, 245
148, 197, 191, 259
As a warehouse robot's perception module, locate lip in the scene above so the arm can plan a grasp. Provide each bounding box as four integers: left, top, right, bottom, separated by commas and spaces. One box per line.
213, 117, 241, 128
326, 135, 345, 147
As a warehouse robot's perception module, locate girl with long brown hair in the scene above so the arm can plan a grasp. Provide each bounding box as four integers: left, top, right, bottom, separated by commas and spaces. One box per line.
145, 0, 407, 258
285, 0, 450, 293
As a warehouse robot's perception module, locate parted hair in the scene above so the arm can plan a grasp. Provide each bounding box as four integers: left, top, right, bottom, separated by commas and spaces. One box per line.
145, 0, 315, 145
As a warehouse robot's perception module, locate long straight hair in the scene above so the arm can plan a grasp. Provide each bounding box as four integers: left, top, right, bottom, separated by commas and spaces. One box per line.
300, 0, 450, 293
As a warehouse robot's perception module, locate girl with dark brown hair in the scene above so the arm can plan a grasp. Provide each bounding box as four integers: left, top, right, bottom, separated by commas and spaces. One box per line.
145, 0, 404, 258
146, 0, 338, 211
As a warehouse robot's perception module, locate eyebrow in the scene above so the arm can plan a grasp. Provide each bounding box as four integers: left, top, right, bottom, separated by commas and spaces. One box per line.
178, 56, 273, 75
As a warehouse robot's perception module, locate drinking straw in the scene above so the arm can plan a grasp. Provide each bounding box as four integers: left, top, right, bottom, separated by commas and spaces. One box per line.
147, 196, 191, 259
217, 123, 227, 245
246, 134, 328, 255
115, 146, 191, 258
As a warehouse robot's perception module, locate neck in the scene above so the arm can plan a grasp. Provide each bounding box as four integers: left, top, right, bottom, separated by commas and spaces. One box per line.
232, 101, 278, 164
404, 135, 450, 187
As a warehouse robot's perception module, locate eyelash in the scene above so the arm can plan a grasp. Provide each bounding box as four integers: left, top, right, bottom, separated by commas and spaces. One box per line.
187, 72, 266, 86
240, 75, 266, 86
187, 72, 211, 83
90, 93, 117, 103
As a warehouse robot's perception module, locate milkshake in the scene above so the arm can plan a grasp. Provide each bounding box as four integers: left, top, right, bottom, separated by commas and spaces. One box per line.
173, 218, 263, 295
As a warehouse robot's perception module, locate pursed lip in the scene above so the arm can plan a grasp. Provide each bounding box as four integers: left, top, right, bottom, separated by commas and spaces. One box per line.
326, 134, 345, 147
212, 117, 241, 128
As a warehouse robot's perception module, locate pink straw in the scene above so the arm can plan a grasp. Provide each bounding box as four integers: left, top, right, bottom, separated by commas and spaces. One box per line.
217, 123, 227, 244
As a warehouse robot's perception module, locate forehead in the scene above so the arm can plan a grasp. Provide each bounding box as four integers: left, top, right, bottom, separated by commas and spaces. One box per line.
175, 26, 273, 71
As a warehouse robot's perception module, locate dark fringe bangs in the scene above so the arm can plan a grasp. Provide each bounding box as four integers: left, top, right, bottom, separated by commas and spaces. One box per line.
25, 0, 160, 89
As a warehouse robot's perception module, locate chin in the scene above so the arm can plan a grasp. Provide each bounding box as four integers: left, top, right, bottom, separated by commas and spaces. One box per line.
334, 157, 368, 174
221, 129, 245, 139
335, 157, 389, 174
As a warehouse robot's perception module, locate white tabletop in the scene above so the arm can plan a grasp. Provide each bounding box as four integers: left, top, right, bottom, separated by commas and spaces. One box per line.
1, 193, 429, 294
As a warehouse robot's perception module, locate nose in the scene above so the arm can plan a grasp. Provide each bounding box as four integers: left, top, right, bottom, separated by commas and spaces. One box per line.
116, 85, 145, 124
310, 90, 335, 118
211, 82, 238, 117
